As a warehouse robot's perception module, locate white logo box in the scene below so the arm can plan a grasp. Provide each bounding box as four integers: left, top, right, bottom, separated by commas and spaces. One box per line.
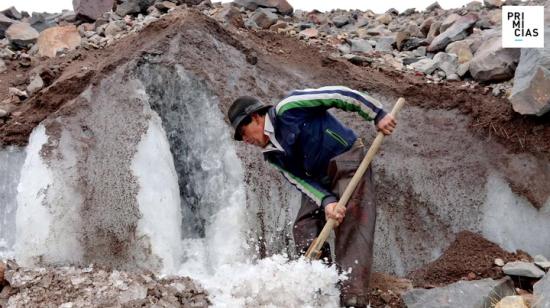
502, 6, 545, 48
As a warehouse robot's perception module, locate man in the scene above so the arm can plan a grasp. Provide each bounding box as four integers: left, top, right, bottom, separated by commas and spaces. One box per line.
227, 86, 396, 307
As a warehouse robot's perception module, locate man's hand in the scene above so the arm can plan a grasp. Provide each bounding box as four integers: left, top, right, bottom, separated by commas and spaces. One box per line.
376, 114, 397, 135
325, 202, 346, 227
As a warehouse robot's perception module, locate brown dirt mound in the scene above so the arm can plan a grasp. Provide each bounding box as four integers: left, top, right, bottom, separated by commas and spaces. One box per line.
407, 231, 531, 288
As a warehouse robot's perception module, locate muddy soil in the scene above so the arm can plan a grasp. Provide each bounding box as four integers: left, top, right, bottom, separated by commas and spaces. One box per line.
407, 231, 531, 288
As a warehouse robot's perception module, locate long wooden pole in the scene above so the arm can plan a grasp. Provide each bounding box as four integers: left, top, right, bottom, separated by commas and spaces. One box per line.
305, 97, 406, 260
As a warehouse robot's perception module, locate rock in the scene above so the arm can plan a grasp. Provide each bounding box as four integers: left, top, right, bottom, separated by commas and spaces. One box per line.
495, 296, 528, 308
420, 17, 434, 37
6, 22, 39, 48
73, 0, 115, 21
534, 255, 548, 263
116, 0, 155, 16
433, 52, 458, 77
509, 10, 550, 116
469, 35, 519, 82
1, 7, 22, 20
487, 9, 501, 26
426, 21, 442, 43
445, 40, 473, 64
376, 14, 393, 25
0, 261, 5, 281
495, 258, 505, 267
428, 14, 478, 52
9, 87, 28, 99
425, 1, 442, 12
401, 8, 416, 16
299, 28, 318, 39
104, 20, 126, 37
155, 1, 177, 12
28, 12, 59, 32
466, 1, 483, 10
394, 32, 410, 51
343, 54, 372, 66
402, 38, 426, 51
248, 8, 278, 29
484, 0, 503, 9
457, 62, 470, 77
332, 15, 349, 28
375, 36, 395, 52
36, 25, 81, 58
534, 273, 550, 307
233, 0, 293, 15
503, 261, 545, 278
0, 14, 16, 38
0, 108, 8, 119
386, 8, 399, 15
440, 13, 461, 33
269, 20, 287, 32
26, 75, 44, 95
350, 39, 372, 53
409, 58, 437, 74
403, 278, 515, 308
0, 58, 5, 73
447, 73, 460, 81
413, 46, 427, 57
214, 4, 243, 27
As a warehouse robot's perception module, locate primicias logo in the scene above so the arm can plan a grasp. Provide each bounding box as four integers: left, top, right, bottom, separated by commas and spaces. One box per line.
502, 6, 544, 48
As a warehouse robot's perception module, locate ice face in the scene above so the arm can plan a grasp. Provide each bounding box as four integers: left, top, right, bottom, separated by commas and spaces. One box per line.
0, 146, 26, 258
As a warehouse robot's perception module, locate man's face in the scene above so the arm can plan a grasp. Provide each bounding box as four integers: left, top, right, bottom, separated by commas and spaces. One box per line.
240, 114, 269, 147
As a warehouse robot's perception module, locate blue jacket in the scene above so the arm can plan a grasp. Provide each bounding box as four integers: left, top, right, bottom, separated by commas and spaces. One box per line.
263, 86, 387, 208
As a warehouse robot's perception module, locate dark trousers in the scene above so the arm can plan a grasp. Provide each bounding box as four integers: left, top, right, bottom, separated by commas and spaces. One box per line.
293, 140, 376, 297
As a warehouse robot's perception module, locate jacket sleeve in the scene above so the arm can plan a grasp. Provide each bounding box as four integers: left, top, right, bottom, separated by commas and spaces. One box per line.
276, 85, 387, 124
268, 161, 337, 208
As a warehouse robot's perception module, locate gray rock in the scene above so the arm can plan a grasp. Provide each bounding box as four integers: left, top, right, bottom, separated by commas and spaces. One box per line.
73, 0, 115, 21
0, 47, 15, 59
445, 40, 473, 64
401, 8, 416, 16
248, 8, 278, 29
420, 17, 434, 37
8, 87, 28, 99
155, 1, 177, 12
413, 46, 427, 57
426, 21, 442, 43
428, 14, 478, 52
483, 0, 503, 9
0, 108, 8, 118
402, 278, 515, 308
440, 13, 461, 33
0, 58, 5, 73
332, 15, 349, 28
536, 261, 550, 271
386, 8, 399, 15
6, 22, 39, 48
409, 58, 437, 74
104, 20, 126, 37
343, 54, 372, 66
457, 62, 470, 77
495, 258, 505, 267
375, 36, 395, 52
466, 1, 483, 10
425, 1, 442, 12
447, 73, 460, 81
376, 13, 393, 25
402, 38, 426, 51
116, 0, 154, 16
503, 261, 545, 278
29, 12, 59, 32
350, 39, 373, 53
510, 8, 550, 116
26, 75, 44, 95
469, 35, 519, 82
535, 255, 548, 263
0, 14, 16, 38
433, 52, 458, 77
233, 0, 293, 15
403, 57, 421, 65
214, 4, 244, 27
1, 6, 22, 20
534, 273, 550, 307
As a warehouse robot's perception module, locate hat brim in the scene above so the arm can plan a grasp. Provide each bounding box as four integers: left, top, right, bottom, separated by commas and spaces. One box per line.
233, 105, 272, 141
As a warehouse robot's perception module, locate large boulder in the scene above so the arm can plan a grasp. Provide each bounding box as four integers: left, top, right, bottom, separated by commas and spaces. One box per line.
246, 8, 278, 29
446, 40, 473, 64
233, 0, 293, 15
6, 22, 39, 48
534, 273, 550, 307
0, 13, 15, 38
402, 278, 515, 308
469, 34, 520, 82
73, 0, 116, 21
428, 14, 478, 52
1, 6, 22, 20
509, 5, 550, 116
116, 0, 155, 16
37, 25, 82, 58
29, 12, 59, 32
433, 52, 459, 77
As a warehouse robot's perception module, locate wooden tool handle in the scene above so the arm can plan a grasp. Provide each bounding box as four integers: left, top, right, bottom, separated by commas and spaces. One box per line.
305, 97, 406, 260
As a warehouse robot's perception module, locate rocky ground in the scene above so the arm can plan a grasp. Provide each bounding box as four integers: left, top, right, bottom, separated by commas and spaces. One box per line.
0, 0, 549, 307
